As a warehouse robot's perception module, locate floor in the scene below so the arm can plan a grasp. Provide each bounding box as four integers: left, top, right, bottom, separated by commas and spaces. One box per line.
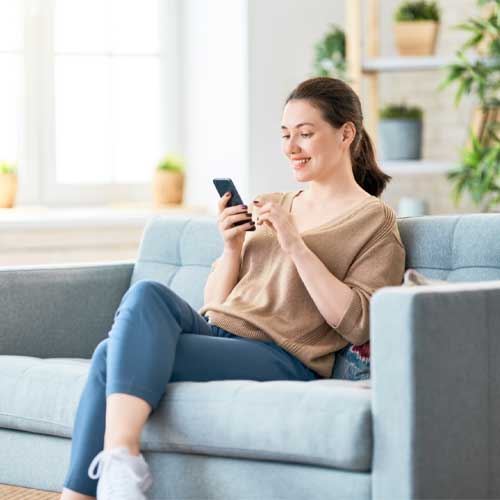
0, 485, 60, 499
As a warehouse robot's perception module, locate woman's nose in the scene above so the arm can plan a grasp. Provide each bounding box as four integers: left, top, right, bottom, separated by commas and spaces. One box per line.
285, 136, 301, 155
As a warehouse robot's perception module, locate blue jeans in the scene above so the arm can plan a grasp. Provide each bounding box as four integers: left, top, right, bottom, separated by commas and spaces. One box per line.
63, 279, 319, 496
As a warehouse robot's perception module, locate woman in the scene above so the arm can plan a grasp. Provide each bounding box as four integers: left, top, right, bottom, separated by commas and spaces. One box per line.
60, 76, 406, 500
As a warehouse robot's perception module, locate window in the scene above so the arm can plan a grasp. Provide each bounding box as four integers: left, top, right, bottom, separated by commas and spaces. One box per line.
4, 0, 179, 206
0, 0, 22, 166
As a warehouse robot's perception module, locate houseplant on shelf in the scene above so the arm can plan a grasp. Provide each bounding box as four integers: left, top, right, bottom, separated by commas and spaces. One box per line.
153, 153, 185, 207
378, 104, 423, 160
439, 0, 500, 213
312, 24, 348, 81
394, 1, 441, 56
0, 161, 18, 209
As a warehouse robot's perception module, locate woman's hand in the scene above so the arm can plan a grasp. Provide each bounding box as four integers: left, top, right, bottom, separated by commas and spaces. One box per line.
217, 192, 255, 254
254, 199, 304, 255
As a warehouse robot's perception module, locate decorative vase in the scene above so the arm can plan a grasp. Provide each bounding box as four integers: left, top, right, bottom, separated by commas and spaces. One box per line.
0, 172, 18, 208
397, 196, 429, 217
153, 170, 184, 206
379, 119, 423, 160
394, 20, 439, 56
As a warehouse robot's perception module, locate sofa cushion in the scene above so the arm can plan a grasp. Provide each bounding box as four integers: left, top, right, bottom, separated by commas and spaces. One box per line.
0, 355, 372, 472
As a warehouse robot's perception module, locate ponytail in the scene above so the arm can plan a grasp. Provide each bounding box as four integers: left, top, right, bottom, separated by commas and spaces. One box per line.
353, 127, 392, 198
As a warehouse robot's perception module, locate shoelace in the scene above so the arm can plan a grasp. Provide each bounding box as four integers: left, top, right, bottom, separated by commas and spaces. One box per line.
88, 449, 149, 498
89, 449, 111, 480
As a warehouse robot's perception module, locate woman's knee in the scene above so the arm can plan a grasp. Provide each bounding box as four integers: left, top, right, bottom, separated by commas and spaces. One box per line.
125, 279, 175, 305
124, 280, 180, 315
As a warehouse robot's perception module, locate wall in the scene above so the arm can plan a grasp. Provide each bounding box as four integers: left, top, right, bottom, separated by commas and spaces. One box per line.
181, 0, 344, 214
247, 0, 345, 200
181, 0, 249, 216
181, 0, 487, 216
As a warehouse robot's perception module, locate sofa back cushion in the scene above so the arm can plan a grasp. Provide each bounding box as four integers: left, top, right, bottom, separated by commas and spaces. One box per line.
397, 213, 500, 282
131, 216, 223, 312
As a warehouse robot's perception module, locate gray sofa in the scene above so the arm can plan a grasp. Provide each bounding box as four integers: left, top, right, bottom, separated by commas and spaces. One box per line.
1, 212, 500, 500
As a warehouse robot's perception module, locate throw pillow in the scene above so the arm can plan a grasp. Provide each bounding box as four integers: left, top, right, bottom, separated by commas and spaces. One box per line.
331, 341, 370, 381
403, 268, 449, 286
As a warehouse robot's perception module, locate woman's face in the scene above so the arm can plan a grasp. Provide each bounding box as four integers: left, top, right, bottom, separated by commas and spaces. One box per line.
281, 99, 350, 182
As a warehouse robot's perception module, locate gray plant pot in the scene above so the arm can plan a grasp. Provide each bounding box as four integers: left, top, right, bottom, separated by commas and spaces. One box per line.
378, 118, 422, 160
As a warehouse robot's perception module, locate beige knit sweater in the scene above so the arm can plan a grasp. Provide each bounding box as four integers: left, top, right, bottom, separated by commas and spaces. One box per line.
198, 189, 406, 378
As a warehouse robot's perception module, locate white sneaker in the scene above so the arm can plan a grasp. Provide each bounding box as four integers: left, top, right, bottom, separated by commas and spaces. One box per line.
88, 446, 153, 500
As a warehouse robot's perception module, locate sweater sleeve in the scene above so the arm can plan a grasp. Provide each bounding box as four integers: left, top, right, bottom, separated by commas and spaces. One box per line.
331, 231, 406, 345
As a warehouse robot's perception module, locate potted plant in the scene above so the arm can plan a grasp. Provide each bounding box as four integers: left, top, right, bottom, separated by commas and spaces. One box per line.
0, 161, 18, 209
313, 24, 347, 81
153, 153, 185, 206
378, 104, 424, 160
394, 1, 441, 56
439, 0, 500, 212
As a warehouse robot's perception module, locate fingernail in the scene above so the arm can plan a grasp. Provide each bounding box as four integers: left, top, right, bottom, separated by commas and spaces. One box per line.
241, 204, 248, 209
225, 192, 231, 196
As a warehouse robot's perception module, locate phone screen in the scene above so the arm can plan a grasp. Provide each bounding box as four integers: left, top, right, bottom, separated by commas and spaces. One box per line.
212, 178, 244, 207
213, 177, 255, 230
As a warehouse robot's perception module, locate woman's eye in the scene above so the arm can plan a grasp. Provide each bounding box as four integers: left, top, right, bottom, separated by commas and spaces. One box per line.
281, 133, 312, 139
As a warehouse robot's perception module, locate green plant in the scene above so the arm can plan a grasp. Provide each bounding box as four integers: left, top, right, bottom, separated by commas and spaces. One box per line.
0, 161, 17, 175
439, 0, 500, 212
394, 1, 441, 22
379, 103, 423, 120
313, 24, 347, 80
156, 153, 184, 173
448, 132, 500, 210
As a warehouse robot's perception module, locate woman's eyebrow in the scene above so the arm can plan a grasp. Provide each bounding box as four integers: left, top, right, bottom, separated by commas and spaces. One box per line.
280, 122, 315, 130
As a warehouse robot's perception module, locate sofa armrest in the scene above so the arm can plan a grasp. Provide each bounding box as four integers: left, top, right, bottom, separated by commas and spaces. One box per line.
370, 281, 500, 500
0, 261, 134, 359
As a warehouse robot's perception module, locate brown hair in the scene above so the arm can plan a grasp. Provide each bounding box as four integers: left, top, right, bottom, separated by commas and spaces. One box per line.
285, 77, 391, 197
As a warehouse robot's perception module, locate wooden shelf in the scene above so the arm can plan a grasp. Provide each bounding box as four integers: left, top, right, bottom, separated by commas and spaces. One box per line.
362, 54, 491, 73
380, 160, 455, 175
362, 56, 454, 73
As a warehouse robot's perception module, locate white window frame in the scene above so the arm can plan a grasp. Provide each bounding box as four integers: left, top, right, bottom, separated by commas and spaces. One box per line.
17, 0, 182, 207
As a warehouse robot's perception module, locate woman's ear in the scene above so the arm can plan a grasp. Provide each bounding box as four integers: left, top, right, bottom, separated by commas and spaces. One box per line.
341, 122, 356, 144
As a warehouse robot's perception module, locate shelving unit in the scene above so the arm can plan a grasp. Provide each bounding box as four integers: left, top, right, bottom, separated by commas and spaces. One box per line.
380, 160, 455, 176
345, 0, 456, 176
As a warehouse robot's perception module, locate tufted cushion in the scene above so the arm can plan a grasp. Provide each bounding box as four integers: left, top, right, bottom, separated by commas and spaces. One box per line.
130, 216, 224, 311
398, 213, 500, 281
0, 356, 373, 471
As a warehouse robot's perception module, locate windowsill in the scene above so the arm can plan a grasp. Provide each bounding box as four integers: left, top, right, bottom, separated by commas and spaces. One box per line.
0, 202, 211, 229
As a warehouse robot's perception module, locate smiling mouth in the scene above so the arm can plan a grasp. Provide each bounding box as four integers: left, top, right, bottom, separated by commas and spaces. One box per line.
292, 158, 311, 168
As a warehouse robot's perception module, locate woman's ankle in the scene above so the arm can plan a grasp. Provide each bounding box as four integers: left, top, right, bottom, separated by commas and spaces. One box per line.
60, 487, 95, 499
103, 434, 140, 456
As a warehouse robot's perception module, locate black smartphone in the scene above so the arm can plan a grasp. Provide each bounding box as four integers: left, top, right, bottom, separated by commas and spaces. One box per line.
213, 177, 255, 231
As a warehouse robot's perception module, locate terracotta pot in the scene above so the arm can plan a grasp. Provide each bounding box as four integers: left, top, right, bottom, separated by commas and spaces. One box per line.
153, 169, 184, 206
0, 172, 18, 208
394, 20, 439, 56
